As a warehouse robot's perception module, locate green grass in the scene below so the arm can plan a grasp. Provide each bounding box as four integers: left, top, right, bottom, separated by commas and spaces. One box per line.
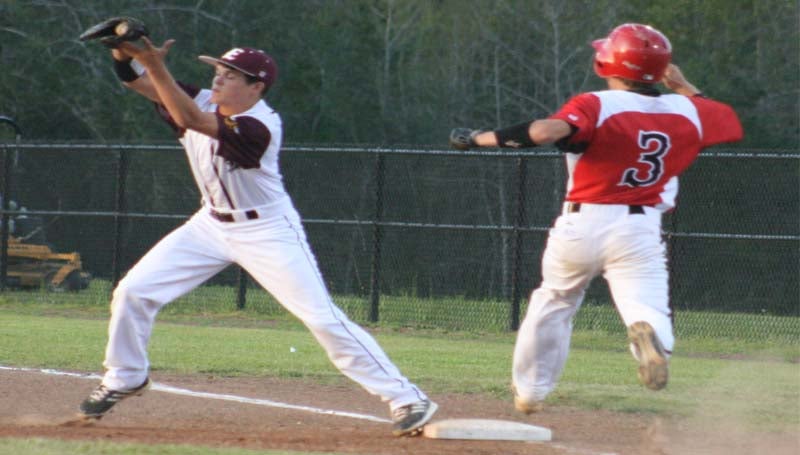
4, 279, 797, 340
1, 306, 797, 416
0, 284, 798, 453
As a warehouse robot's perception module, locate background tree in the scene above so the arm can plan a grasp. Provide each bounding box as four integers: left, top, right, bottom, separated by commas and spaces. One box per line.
0, 0, 796, 308
1, 0, 797, 146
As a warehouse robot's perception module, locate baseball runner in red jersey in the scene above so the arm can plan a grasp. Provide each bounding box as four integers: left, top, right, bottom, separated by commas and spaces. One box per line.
450, 23, 743, 413
76, 34, 436, 435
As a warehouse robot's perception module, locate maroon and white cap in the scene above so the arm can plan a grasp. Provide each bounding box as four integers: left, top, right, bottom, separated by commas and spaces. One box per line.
199, 47, 278, 89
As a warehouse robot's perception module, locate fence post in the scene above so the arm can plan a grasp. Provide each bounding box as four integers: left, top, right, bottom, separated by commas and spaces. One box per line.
665, 206, 678, 329
368, 154, 385, 323
0, 117, 21, 291
0, 145, 9, 291
237, 267, 248, 310
111, 147, 129, 286
509, 156, 527, 331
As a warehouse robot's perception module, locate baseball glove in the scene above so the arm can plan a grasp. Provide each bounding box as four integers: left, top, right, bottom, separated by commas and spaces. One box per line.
449, 128, 484, 150
79, 17, 149, 48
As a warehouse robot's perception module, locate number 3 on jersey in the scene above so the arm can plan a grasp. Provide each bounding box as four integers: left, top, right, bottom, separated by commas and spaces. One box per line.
619, 131, 671, 187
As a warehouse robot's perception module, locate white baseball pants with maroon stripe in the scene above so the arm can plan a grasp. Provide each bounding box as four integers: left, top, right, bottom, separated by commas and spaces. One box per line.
512, 203, 674, 402
100, 197, 426, 411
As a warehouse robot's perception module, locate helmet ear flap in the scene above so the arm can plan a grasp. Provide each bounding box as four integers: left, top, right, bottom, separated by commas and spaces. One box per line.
593, 59, 606, 78
592, 38, 613, 78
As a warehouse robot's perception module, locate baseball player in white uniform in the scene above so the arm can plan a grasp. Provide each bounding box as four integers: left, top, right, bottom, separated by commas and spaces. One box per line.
451, 23, 743, 413
77, 36, 437, 436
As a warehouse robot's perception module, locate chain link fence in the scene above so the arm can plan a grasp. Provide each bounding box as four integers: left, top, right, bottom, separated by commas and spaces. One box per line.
1, 142, 797, 339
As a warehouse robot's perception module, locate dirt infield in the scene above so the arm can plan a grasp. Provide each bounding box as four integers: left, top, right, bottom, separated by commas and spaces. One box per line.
0, 369, 796, 455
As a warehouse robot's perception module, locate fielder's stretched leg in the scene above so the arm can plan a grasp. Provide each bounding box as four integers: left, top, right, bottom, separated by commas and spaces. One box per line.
233, 207, 436, 435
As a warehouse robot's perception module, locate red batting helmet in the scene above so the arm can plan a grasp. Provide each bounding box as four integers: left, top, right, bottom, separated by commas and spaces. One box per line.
592, 23, 671, 83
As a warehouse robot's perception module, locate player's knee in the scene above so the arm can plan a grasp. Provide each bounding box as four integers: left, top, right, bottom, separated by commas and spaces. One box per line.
526, 289, 582, 316
111, 279, 159, 313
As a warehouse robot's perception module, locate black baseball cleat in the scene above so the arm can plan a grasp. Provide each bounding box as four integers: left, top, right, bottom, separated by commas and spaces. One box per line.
391, 399, 438, 436
78, 377, 151, 419
628, 321, 669, 390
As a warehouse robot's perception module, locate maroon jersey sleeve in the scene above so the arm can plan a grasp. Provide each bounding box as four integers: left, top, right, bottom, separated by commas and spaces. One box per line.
548, 93, 601, 152
690, 96, 744, 146
215, 115, 271, 169
154, 81, 202, 134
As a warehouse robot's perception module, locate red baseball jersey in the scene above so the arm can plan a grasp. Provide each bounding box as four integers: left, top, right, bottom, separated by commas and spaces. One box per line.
550, 90, 743, 210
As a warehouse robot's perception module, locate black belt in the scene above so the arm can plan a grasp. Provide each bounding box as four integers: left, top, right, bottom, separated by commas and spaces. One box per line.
209, 209, 259, 222
566, 203, 645, 215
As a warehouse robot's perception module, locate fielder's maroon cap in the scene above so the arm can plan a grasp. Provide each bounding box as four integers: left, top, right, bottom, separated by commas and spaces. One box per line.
199, 47, 278, 90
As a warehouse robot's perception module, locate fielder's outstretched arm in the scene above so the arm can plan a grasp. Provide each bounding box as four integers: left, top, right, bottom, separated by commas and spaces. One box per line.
110, 48, 160, 103
116, 37, 219, 138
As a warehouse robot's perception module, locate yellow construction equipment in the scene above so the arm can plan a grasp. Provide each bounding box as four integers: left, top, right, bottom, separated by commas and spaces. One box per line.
5, 236, 91, 291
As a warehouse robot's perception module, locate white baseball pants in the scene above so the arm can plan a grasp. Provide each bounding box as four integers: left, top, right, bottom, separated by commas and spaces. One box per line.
101, 197, 427, 410
512, 203, 674, 402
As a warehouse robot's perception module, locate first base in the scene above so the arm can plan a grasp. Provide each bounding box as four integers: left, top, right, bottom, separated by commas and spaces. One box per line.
423, 418, 552, 441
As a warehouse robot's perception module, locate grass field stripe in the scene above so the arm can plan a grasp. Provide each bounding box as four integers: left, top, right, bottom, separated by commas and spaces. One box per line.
0, 365, 391, 423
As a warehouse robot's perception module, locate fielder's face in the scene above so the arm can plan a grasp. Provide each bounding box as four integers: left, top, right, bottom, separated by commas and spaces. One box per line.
210, 64, 260, 108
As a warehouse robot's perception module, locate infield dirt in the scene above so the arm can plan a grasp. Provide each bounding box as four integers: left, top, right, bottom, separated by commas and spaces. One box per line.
1, 369, 796, 455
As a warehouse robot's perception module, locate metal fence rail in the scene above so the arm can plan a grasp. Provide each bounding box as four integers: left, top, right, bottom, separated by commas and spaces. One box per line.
1, 142, 798, 336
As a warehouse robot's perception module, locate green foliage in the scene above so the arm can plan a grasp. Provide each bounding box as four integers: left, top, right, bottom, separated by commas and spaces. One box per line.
0, 0, 796, 146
